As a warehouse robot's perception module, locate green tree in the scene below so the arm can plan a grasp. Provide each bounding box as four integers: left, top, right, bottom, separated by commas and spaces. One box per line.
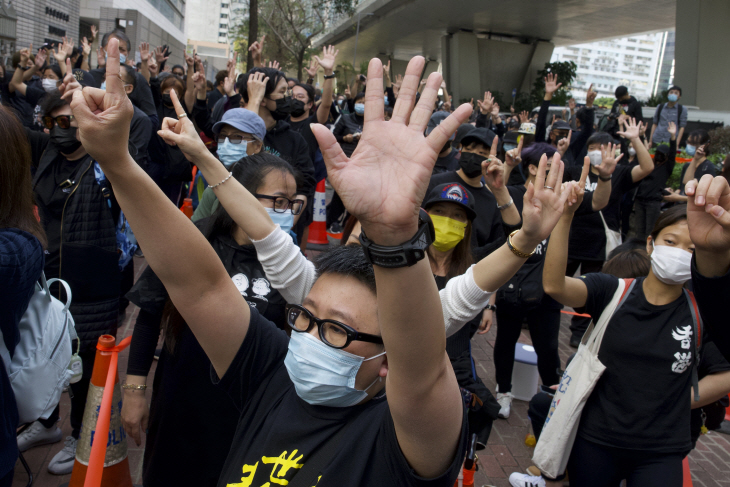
595, 97, 615, 108
644, 89, 668, 107
511, 61, 577, 113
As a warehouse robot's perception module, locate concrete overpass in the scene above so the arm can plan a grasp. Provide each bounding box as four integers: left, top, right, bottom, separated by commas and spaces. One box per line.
313, 0, 730, 111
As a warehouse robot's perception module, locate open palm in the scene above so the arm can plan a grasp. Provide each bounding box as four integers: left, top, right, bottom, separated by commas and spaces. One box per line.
312, 57, 471, 244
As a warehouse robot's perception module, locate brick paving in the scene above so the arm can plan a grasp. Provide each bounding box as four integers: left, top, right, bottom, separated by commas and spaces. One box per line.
12, 256, 730, 486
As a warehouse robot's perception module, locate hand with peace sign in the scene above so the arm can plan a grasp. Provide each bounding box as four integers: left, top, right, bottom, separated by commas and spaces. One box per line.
556, 129, 572, 156
563, 156, 591, 215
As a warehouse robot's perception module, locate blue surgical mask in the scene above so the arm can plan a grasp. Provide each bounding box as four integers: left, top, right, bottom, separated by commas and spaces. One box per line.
354, 103, 365, 115
265, 207, 294, 235
100, 81, 106, 91
503, 143, 517, 152
105, 52, 126, 64
685, 144, 696, 157
217, 138, 248, 168
668, 94, 678, 103
285, 332, 386, 407
384, 95, 389, 106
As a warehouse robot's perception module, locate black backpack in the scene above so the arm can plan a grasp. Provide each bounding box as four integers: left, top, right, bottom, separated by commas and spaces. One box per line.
655, 102, 684, 129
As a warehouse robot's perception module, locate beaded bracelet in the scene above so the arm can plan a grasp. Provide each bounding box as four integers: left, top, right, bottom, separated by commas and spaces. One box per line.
208, 172, 233, 189
122, 383, 147, 391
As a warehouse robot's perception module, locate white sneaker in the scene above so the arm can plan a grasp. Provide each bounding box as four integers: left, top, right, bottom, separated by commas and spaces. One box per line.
496, 391, 513, 419
48, 436, 77, 475
16, 421, 63, 452
509, 472, 546, 487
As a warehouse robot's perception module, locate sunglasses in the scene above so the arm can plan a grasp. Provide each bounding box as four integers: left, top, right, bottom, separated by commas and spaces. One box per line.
285, 304, 384, 349
42, 115, 75, 130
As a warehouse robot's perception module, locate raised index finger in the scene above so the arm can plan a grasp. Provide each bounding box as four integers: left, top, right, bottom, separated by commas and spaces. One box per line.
579, 156, 590, 189
169, 89, 187, 120
489, 135, 499, 157
105, 38, 123, 95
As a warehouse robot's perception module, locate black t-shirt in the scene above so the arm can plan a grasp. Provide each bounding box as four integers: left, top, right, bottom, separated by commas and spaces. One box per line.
425, 171, 505, 259
288, 113, 319, 159
432, 149, 460, 175
636, 140, 676, 202
691, 341, 730, 445
216, 308, 467, 487
579, 274, 699, 453
680, 160, 717, 195
33, 153, 92, 277
564, 164, 635, 261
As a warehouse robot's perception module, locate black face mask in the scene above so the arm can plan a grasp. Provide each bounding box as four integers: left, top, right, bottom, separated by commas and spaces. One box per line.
162, 94, 173, 107
269, 97, 294, 121
51, 126, 82, 154
459, 151, 487, 178
290, 99, 307, 118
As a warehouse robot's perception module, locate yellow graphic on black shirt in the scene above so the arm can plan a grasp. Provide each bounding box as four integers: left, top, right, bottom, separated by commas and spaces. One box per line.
228, 450, 321, 487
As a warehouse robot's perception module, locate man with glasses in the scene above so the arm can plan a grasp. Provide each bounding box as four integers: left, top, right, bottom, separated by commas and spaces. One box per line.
19, 87, 125, 474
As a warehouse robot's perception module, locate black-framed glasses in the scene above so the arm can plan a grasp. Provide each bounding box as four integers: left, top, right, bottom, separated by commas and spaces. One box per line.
42, 114, 75, 130
254, 194, 305, 215
217, 134, 257, 145
285, 304, 384, 349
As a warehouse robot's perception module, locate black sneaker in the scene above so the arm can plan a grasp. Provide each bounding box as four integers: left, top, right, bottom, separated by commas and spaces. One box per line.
569, 335, 581, 348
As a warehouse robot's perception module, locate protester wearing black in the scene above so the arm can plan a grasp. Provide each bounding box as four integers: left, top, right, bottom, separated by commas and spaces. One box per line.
634, 136, 677, 240
332, 92, 365, 158
608, 85, 643, 129
692, 257, 730, 363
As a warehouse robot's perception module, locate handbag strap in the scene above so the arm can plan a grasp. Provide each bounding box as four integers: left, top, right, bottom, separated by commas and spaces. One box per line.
585, 278, 636, 354
290, 414, 359, 487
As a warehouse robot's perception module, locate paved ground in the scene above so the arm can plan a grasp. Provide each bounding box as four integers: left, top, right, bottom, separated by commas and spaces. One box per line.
12, 256, 730, 486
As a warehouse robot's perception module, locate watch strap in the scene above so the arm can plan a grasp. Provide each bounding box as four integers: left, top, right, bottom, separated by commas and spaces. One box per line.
359, 210, 434, 268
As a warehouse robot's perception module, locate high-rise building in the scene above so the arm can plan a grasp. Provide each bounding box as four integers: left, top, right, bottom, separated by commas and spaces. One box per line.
14, 0, 81, 54
185, 0, 244, 78
0, 0, 17, 67
552, 30, 675, 103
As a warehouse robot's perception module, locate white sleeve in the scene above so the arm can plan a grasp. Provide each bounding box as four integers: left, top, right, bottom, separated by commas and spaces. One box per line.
250, 226, 316, 304
440, 265, 494, 338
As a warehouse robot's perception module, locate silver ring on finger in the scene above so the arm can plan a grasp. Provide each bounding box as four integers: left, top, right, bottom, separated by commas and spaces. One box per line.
544, 185, 554, 190
178, 113, 188, 119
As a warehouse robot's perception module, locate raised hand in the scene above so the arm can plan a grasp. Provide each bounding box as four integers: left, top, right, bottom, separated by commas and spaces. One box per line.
157, 90, 210, 162
248, 35, 265, 64
247, 71, 269, 105
314, 45, 338, 75
90, 25, 98, 41
595, 142, 623, 179
58, 59, 81, 101
544, 72, 562, 96
154, 46, 170, 65
383, 60, 391, 81
53, 37, 69, 63
184, 51, 194, 70
667, 121, 677, 137
482, 136, 504, 190
148, 56, 159, 77
223, 76, 235, 96
304, 57, 318, 78
685, 175, 730, 254
492, 103, 500, 117
616, 117, 642, 140
310, 56, 472, 245
19, 45, 30, 66
63, 37, 74, 58
35, 49, 48, 70
344, 86, 351, 99
505, 136, 524, 168
267, 60, 280, 71
520, 152, 570, 242
96, 47, 105, 68
585, 84, 597, 106
193, 71, 206, 92
477, 91, 494, 115
564, 157, 590, 215
82, 37, 91, 56
139, 42, 150, 63
519, 110, 529, 124
557, 129, 572, 155
70, 38, 134, 162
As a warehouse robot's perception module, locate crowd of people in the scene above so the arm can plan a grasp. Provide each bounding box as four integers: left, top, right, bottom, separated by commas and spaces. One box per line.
1, 27, 730, 487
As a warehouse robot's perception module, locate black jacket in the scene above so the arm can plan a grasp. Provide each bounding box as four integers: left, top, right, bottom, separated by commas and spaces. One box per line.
264, 120, 316, 197
32, 140, 120, 353
332, 112, 364, 157
610, 96, 643, 123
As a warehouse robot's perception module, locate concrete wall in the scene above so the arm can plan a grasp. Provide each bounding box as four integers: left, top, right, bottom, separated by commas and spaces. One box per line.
674, 0, 730, 111
15, 0, 80, 51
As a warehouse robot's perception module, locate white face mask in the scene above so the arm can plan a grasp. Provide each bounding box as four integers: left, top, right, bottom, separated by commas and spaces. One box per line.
42, 79, 58, 93
588, 150, 602, 166
628, 146, 636, 157
651, 242, 693, 285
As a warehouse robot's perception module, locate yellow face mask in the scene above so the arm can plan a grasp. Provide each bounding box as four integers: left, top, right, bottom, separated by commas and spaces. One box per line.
430, 214, 467, 252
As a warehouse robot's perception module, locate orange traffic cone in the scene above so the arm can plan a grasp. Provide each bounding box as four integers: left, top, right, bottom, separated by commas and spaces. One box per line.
66, 335, 133, 487
180, 167, 197, 219
683, 457, 693, 487
462, 462, 476, 487
307, 179, 329, 248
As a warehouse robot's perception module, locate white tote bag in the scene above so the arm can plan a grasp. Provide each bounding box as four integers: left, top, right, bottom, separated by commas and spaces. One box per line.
532, 278, 636, 478
599, 211, 622, 260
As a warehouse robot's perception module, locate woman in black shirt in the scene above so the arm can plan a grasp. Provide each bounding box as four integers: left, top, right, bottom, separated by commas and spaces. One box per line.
542, 201, 699, 486
120, 154, 302, 487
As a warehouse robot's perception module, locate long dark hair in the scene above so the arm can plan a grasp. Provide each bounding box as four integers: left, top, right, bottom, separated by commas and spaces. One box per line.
425, 203, 474, 280
0, 106, 47, 248
162, 153, 300, 353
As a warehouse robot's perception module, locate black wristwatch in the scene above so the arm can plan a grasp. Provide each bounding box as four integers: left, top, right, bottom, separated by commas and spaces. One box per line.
323, 73, 336, 80
359, 209, 434, 268
485, 304, 497, 312
599, 174, 612, 182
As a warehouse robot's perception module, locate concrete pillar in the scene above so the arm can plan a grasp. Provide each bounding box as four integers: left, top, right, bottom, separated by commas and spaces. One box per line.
448, 31, 480, 104
675, 0, 730, 110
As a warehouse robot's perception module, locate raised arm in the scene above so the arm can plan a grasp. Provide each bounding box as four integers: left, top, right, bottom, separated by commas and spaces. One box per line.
591, 143, 621, 212
315, 45, 338, 124
617, 118, 653, 182
543, 160, 591, 308
482, 135, 521, 225
183, 51, 196, 111
70, 39, 250, 378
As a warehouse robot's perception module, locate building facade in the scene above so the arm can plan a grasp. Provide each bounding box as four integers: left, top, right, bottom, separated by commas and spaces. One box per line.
14, 0, 80, 53
0, 0, 17, 67
552, 30, 675, 103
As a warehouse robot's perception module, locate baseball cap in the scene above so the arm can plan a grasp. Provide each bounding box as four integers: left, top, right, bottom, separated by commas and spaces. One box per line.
454, 124, 475, 146
423, 183, 477, 221
460, 127, 497, 148
426, 111, 455, 140
503, 130, 519, 145
212, 108, 267, 140
518, 123, 536, 135
72, 69, 100, 88
551, 120, 571, 131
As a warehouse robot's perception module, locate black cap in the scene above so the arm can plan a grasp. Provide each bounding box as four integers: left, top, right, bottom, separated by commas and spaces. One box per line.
426, 111, 455, 140
72, 69, 100, 88
461, 127, 497, 148
551, 120, 571, 131
454, 124, 475, 146
503, 131, 519, 144
423, 183, 477, 221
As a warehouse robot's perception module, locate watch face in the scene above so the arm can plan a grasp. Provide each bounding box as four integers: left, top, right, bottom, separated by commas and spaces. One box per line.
418, 208, 435, 244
